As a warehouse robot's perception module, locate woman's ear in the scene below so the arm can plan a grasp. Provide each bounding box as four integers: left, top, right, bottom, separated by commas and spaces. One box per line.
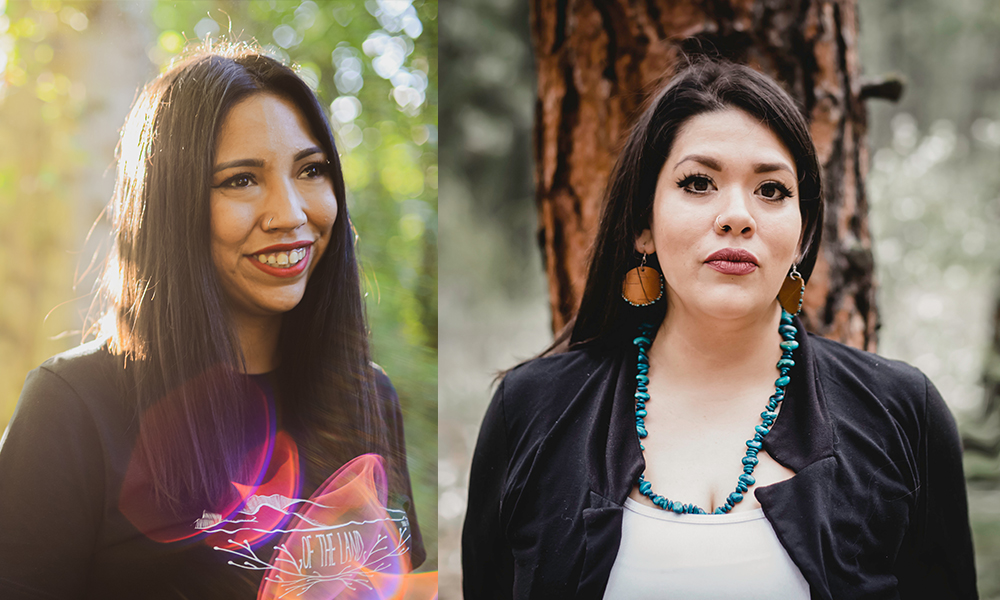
635, 228, 655, 255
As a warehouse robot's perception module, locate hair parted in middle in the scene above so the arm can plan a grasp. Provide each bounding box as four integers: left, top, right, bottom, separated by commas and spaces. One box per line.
94, 44, 389, 509
568, 58, 824, 351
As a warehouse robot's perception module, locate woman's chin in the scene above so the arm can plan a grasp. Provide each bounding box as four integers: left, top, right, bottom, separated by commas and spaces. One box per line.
679, 291, 778, 323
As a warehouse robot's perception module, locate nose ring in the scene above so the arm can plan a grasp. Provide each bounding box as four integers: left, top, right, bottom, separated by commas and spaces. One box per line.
715, 215, 731, 233
266, 217, 274, 231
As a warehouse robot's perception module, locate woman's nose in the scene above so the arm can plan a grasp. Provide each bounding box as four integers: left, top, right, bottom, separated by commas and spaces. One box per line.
263, 177, 308, 231
715, 187, 755, 236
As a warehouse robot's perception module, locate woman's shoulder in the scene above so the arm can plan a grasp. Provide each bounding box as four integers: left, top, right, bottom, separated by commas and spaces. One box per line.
805, 332, 938, 427
22, 340, 121, 406
490, 347, 617, 435
501, 347, 611, 397
806, 332, 928, 390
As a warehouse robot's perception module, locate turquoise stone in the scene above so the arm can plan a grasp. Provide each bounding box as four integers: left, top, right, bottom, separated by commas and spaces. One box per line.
631, 312, 796, 517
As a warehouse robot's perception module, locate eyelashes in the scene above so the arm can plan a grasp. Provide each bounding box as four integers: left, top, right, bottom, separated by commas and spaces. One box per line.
675, 173, 794, 201
213, 162, 330, 190
676, 173, 713, 193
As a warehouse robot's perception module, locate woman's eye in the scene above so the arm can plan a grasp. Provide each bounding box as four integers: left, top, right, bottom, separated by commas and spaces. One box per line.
677, 174, 714, 194
300, 162, 329, 179
758, 182, 792, 200
217, 173, 255, 189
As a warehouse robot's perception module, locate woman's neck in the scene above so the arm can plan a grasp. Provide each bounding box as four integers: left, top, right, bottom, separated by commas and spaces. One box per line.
648, 302, 784, 398
232, 314, 283, 374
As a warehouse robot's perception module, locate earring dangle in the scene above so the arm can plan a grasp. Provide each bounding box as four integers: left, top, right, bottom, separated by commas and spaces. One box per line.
778, 264, 805, 315
622, 253, 664, 307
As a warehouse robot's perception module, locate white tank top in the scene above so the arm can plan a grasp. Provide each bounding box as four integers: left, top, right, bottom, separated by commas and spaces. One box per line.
603, 497, 810, 599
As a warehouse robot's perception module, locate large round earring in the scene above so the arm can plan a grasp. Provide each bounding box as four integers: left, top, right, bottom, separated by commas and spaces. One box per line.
778, 264, 805, 315
622, 253, 664, 307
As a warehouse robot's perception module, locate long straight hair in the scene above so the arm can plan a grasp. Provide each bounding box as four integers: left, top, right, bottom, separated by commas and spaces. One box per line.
566, 59, 824, 352
96, 45, 385, 508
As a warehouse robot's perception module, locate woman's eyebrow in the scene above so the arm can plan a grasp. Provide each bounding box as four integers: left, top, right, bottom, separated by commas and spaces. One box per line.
213, 158, 264, 173
674, 154, 721, 171
294, 146, 324, 161
753, 162, 795, 175
213, 146, 324, 173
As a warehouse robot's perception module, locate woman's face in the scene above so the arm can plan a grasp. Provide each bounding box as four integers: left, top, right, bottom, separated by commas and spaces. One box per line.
210, 92, 337, 322
637, 108, 802, 322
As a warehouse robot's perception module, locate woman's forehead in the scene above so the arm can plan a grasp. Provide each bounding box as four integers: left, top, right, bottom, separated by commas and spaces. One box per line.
667, 109, 796, 173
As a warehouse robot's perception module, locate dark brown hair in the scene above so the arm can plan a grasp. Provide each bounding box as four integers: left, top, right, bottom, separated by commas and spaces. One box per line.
569, 59, 824, 351
95, 45, 384, 508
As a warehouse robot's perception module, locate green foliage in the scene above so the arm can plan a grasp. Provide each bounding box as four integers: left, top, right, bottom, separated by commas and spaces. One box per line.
0, 0, 436, 569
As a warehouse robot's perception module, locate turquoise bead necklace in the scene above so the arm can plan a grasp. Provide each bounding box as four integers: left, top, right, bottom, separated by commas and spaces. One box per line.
633, 309, 799, 515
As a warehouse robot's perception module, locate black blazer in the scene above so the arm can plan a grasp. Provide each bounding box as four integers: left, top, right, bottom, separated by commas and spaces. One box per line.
463, 318, 977, 599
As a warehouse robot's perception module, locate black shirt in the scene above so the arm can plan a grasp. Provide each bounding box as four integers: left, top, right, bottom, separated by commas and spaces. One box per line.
463, 318, 977, 599
0, 341, 423, 599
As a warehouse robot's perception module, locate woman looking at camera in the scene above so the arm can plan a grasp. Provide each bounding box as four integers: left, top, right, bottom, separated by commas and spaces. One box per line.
463, 59, 976, 599
0, 47, 424, 598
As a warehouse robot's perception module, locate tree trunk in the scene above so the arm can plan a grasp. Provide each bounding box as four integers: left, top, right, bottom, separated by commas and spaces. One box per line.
531, 0, 878, 351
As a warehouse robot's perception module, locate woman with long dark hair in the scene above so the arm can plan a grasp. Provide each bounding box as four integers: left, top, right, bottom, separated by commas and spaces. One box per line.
463, 59, 977, 598
0, 46, 425, 598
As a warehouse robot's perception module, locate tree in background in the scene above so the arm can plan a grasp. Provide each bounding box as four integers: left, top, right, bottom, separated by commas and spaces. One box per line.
530, 0, 900, 351
0, 0, 437, 568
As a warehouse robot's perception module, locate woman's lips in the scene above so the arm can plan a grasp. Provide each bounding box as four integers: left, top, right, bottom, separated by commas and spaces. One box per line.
249, 244, 311, 278
705, 248, 758, 276
706, 260, 758, 275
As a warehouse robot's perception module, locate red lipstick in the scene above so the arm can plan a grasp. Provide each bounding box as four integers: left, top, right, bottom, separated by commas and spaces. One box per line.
705, 248, 759, 276
248, 243, 312, 278
251, 241, 313, 254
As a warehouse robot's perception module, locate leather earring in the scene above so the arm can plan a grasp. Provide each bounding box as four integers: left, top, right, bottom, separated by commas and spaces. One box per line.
622, 253, 664, 307
778, 264, 805, 315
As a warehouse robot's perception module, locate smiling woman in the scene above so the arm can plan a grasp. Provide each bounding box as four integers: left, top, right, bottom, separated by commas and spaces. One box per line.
0, 45, 429, 599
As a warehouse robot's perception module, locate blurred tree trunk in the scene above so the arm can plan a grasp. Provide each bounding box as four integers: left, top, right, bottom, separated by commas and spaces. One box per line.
530, 0, 884, 351
964, 289, 1000, 457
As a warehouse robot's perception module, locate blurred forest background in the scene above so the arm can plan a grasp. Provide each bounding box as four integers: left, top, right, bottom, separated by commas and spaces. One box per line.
440, 0, 1000, 597
0, 0, 437, 569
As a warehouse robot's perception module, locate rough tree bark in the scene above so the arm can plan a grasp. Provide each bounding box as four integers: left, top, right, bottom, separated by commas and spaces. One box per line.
530, 0, 885, 351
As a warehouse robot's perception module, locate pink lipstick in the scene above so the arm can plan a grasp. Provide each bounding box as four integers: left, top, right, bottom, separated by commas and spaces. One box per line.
705, 248, 758, 276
